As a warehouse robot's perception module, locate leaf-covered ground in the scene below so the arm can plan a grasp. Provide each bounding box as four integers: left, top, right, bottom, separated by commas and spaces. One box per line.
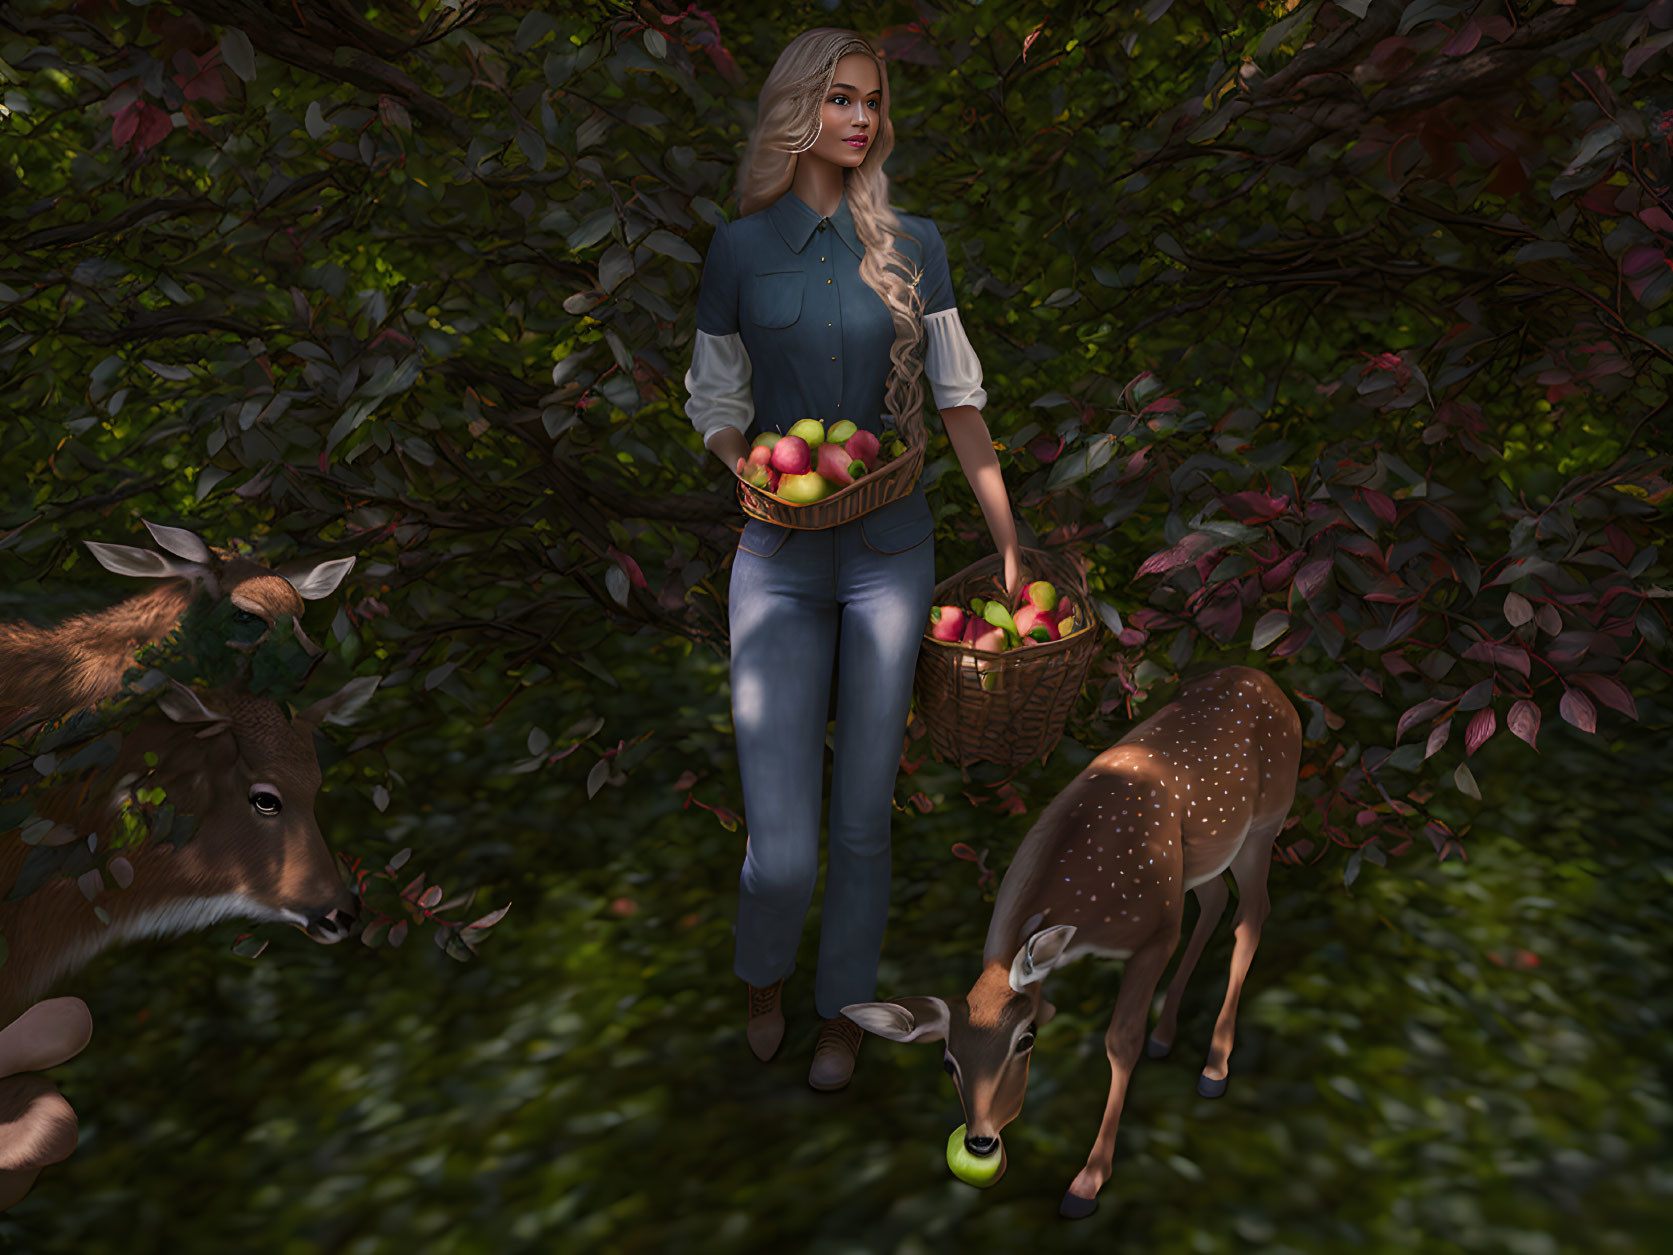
1, 639, 1669, 1255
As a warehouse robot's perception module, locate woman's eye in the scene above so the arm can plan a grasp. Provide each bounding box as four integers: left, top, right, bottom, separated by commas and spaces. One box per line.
234, 609, 260, 623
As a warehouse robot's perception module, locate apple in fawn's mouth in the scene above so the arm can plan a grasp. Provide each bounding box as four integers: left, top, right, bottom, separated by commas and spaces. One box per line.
946, 1124, 1006, 1188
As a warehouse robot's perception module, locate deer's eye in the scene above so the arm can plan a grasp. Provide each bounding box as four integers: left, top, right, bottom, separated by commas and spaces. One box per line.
1016, 1033, 1035, 1054
942, 1055, 957, 1077
251, 790, 282, 816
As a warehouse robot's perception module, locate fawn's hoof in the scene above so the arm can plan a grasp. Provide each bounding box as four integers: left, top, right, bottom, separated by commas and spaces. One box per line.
1059, 1190, 1099, 1220
1145, 1034, 1172, 1059
1197, 1072, 1228, 1099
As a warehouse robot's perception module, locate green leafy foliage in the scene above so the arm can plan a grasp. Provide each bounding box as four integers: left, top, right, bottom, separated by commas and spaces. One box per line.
0, 0, 1670, 1244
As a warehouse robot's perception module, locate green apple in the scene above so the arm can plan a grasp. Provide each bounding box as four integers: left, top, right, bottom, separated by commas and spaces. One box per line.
776, 471, 833, 504
752, 431, 782, 449
827, 419, 858, 444
786, 418, 826, 453
945, 1124, 1006, 1187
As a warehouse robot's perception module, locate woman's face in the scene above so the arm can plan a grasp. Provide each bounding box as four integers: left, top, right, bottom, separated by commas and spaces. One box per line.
806, 51, 881, 171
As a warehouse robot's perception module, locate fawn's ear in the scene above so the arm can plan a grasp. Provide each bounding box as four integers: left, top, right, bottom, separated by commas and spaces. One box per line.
1009, 924, 1077, 992
841, 997, 950, 1044
83, 540, 201, 581
141, 520, 213, 565
282, 555, 356, 600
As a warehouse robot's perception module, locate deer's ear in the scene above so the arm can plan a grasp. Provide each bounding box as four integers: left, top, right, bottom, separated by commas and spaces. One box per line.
83, 540, 199, 581
157, 679, 231, 733
141, 520, 213, 565
841, 997, 949, 1044
1009, 924, 1077, 992
282, 555, 356, 601
295, 675, 380, 727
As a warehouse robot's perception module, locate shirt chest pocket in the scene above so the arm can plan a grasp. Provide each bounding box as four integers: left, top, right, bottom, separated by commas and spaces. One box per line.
743, 270, 805, 330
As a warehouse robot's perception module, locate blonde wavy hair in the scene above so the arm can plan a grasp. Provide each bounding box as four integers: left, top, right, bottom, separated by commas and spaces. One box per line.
737, 28, 925, 432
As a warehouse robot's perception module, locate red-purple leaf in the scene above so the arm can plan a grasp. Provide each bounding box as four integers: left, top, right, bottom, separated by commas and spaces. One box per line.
1425, 717, 1452, 759
1397, 696, 1452, 742
469, 903, 512, 930
1294, 556, 1333, 601
1442, 18, 1482, 55
1534, 603, 1562, 635
1136, 533, 1221, 579
1465, 707, 1496, 756
1462, 640, 1531, 676
1507, 699, 1540, 750
1570, 672, 1637, 719
608, 546, 648, 588
387, 919, 409, 947
1558, 687, 1597, 733
1361, 489, 1396, 525
1503, 591, 1533, 626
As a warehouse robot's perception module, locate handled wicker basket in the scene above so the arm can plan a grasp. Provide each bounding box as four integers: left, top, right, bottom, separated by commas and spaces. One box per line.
735, 403, 927, 530
914, 546, 1100, 769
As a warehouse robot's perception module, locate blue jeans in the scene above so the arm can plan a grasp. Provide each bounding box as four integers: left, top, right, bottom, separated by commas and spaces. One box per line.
728, 484, 936, 1019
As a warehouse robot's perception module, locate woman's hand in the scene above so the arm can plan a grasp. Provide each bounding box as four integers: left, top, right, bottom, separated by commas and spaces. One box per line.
1002, 546, 1022, 605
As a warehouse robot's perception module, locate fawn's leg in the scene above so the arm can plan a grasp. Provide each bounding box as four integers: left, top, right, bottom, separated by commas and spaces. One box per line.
1060, 928, 1179, 1218
1198, 823, 1278, 1094
1147, 876, 1228, 1057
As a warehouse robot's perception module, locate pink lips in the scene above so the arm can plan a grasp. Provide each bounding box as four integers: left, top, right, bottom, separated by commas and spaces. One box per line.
844, 136, 868, 147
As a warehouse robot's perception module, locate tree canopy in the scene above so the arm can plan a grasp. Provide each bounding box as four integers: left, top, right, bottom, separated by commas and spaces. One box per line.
0, 0, 1669, 1249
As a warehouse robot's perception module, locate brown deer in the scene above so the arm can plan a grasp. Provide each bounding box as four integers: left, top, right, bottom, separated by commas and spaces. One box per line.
0, 674, 377, 1024
843, 666, 1302, 1219
0, 519, 354, 729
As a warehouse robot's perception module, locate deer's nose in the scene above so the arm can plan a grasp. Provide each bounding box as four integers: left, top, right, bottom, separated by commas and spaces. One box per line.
964, 1134, 999, 1158
305, 907, 356, 944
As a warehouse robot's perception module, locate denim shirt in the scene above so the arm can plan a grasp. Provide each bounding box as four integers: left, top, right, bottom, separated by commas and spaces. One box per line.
693, 190, 960, 443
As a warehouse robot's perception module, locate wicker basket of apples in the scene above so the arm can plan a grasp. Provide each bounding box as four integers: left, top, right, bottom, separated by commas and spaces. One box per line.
734, 406, 926, 530
914, 546, 1100, 769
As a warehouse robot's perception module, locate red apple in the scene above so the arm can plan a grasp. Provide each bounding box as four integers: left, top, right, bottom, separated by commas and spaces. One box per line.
817, 441, 867, 488
1015, 605, 1061, 643
770, 435, 812, 475
967, 624, 1005, 654
1014, 605, 1054, 639
843, 429, 881, 470
747, 445, 773, 471
928, 605, 967, 642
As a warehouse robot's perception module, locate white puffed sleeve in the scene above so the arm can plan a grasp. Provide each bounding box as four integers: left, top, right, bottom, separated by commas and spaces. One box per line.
683, 330, 754, 449
922, 307, 987, 412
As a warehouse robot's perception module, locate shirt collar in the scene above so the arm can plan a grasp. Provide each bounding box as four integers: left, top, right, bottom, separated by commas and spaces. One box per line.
767, 189, 863, 259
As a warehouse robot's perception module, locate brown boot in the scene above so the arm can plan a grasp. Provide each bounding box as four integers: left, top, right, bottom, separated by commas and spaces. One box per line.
745, 980, 785, 1062
808, 1015, 863, 1091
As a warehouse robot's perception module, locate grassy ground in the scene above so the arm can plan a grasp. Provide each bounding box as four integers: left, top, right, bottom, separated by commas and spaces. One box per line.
1, 638, 1668, 1255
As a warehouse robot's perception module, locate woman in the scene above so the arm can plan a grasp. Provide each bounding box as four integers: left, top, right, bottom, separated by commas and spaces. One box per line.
684, 28, 1021, 1091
